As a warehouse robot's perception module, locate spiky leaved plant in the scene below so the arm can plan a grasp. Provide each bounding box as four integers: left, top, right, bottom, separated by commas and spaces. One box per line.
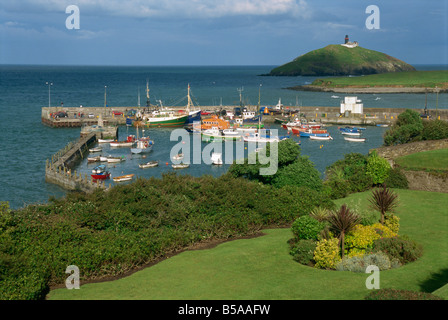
328, 204, 361, 258
369, 184, 399, 225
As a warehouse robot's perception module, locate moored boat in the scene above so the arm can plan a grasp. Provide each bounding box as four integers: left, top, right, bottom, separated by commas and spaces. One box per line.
107, 156, 126, 163
210, 152, 223, 165
139, 160, 159, 168
91, 171, 111, 180
113, 174, 135, 182
310, 135, 333, 141
110, 135, 136, 148
89, 147, 102, 152
172, 163, 190, 169
172, 153, 184, 161
344, 137, 366, 142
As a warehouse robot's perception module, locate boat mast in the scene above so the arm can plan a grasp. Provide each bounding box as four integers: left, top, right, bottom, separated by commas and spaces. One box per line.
187, 83, 193, 113
146, 79, 150, 109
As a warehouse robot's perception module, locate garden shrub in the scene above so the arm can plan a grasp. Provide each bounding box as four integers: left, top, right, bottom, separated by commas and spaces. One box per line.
344, 224, 397, 258
313, 238, 341, 269
383, 214, 400, 234
365, 288, 443, 300
289, 239, 317, 265
372, 236, 423, 264
384, 167, 408, 189
366, 151, 391, 185
291, 216, 327, 241
335, 251, 394, 273
421, 119, 448, 141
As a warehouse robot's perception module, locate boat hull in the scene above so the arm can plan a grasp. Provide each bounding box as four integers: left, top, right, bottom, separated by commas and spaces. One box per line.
145, 115, 188, 127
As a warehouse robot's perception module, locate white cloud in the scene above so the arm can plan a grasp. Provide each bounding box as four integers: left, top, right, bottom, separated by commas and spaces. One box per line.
3, 0, 310, 19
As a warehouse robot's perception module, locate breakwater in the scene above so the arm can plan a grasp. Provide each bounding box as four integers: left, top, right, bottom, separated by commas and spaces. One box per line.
45, 132, 109, 193
41, 105, 448, 128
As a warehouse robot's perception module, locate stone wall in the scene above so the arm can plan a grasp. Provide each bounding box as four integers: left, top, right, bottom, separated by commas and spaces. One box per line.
373, 139, 448, 193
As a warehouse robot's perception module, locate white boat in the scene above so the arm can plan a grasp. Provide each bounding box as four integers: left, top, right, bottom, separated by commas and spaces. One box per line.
172, 163, 189, 169
344, 137, 366, 142
113, 174, 134, 182
222, 128, 241, 138
139, 160, 159, 168
243, 132, 280, 143
89, 147, 102, 152
131, 139, 153, 154
211, 152, 223, 165
98, 138, 114, 143
107, 156, 126, 163
87, 156, 101, 163
92, 164, 107, 174
310, 135, 333, 141
341, 131, 361, 136
172, 153, 184, 161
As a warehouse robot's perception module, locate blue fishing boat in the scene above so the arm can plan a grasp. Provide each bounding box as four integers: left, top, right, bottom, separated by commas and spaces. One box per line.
299, 131, 330, 138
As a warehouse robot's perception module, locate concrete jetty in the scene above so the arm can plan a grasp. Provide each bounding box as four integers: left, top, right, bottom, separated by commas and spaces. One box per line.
45, 132, 109, 193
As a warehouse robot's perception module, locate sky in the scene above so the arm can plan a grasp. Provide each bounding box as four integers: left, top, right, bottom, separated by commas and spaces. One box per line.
0, 0, 447, 66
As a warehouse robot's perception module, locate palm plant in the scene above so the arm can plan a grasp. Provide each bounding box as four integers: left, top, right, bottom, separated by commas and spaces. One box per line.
328, 204, 361, 258
369, 184, 399, 224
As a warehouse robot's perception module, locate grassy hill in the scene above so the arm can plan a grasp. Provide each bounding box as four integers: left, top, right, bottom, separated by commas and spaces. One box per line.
311, 70, 448, 89
269, 45, 415, 76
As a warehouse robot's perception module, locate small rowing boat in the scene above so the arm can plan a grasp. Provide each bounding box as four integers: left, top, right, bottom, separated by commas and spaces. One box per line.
139, 161, 159, 169
113, 174, 134, 182
344, 137, 366, 142
172, 163, 190, 169
310, 135, 333, 141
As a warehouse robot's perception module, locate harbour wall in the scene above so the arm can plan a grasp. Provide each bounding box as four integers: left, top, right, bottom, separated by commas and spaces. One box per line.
45, 132, 109, 193
41, 105, 448, 128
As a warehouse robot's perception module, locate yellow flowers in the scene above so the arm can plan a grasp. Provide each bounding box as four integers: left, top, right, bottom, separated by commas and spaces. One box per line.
313, 238, 341, 269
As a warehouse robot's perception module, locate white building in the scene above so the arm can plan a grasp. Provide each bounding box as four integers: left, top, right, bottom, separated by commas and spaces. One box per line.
340, 96, 363, 114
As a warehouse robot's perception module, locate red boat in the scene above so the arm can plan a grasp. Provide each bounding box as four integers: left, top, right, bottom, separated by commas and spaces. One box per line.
292, 127, 327, 135
91, 171, 111, 180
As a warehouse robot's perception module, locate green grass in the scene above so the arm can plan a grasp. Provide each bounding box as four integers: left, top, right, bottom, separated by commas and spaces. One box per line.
311, 70, 448, 88
48, 189, 448, 300
395, 148, 448, 172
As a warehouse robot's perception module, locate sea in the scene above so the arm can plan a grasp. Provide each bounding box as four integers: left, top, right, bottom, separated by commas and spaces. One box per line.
0, 64, 446, 210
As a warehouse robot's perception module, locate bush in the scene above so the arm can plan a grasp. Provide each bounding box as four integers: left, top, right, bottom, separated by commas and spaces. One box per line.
336, 251, 395, 273
289, 239, 317, 265
366, 151, 391, 185
313, 238, 341, 269
384, 214, 400, 234
344, 224, 397, 258
383, 109, 424, 146
291, 216, 327, 241
422, 119, 448, 141
372, 236, 423, 264
365, 288, 443, 300
384, 167, 408, 189
272, 157, 323, 191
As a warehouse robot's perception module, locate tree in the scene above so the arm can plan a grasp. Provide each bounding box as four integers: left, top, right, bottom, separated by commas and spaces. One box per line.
327, 204, 361, 258
366, 151, 391, 185
369, 184, 399, 224
383, 109, 424, 146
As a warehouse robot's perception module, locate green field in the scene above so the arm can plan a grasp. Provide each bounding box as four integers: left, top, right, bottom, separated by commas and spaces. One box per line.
311, 70, 448, 88
395, 148, 448, 172
48, 189, 448, 300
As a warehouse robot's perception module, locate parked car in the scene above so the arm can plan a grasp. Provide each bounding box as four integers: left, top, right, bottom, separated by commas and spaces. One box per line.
112, 111, 123, 116
88, 113, 95, 118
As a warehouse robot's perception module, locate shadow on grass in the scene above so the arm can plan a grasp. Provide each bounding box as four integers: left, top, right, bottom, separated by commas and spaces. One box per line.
419, 268, 448, 293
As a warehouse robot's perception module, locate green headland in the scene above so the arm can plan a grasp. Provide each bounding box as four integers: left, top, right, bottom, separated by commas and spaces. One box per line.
267, 44, 416, 77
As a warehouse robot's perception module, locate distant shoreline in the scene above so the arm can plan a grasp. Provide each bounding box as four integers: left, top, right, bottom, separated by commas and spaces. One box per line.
287, 85, 448, 94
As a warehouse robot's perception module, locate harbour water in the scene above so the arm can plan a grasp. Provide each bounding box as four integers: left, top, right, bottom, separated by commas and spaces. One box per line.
0, 64, 446, 209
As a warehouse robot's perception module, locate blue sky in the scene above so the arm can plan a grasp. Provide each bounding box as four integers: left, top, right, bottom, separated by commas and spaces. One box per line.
0, 0, 447, 66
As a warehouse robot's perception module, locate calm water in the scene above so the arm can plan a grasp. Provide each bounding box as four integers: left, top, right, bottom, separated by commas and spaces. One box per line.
0, 64, 446, 209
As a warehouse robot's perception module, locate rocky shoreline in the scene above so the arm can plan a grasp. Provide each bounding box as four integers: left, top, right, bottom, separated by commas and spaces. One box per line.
287, 85, 448, 94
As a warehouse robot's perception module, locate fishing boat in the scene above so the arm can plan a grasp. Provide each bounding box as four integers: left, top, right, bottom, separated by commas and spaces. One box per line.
172, 163, 190, 169
211, 152, 223, 165
131, 126, 154, 154
299, 129, 329, 138
310, 135, 333, 141
91, 171, 111, 180
113, 174, 135, 182
110, 135, 136, 148
92, 164, 107, 174
89, 147, 102, 152
344, 137, 366, 142
139, 160, 159, 168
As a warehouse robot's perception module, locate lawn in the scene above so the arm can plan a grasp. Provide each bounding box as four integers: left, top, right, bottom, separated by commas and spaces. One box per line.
311, 70, 448, 88
394, 148, 448, 172
47, 189, 448, 300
